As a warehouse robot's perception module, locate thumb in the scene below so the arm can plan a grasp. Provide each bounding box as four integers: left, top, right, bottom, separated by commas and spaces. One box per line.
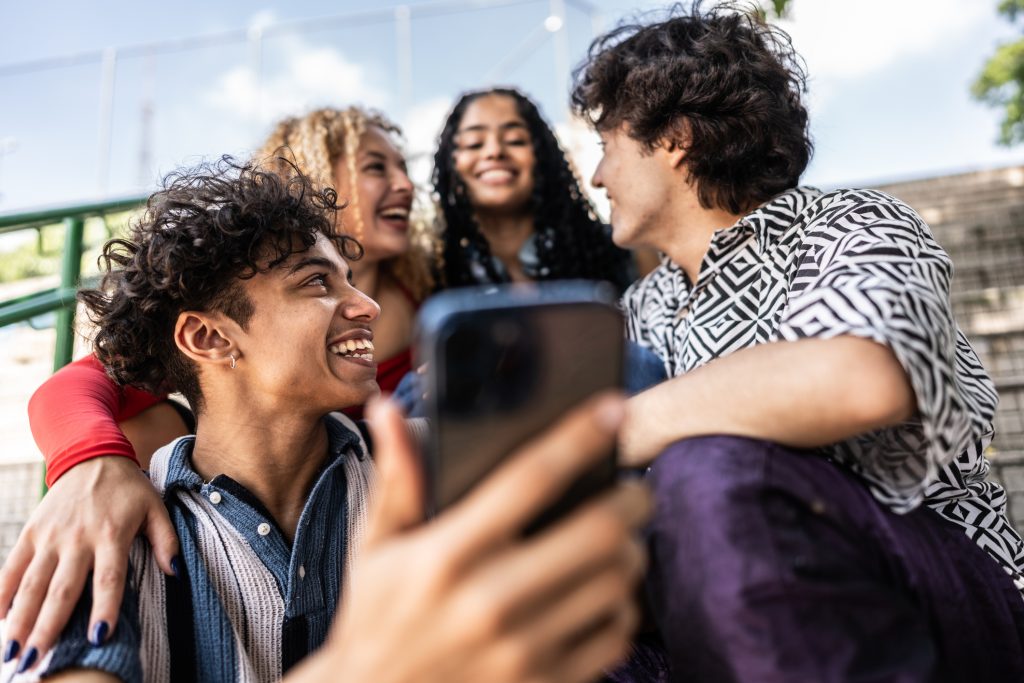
144, 500, 181, 577
363, 398, 425, 545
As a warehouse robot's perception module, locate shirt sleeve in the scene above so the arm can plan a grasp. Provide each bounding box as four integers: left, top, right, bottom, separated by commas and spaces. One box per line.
0, 562, 143, 683
776, 196, 998, 509
28, 355, 167, 486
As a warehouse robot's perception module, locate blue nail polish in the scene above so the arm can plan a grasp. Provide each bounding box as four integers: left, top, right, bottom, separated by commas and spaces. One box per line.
2, 639, 19, 663
16, 647, 37, 674
89, 621, 109, 646
170, 555, 181, 578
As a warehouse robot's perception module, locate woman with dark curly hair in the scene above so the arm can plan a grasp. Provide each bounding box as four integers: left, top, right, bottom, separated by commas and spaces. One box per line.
433, 87, 635, 293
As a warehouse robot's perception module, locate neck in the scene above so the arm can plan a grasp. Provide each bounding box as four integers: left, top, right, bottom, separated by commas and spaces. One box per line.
475, 211, 534, 281
190, 404, 329, 544
655, 199, 746, 284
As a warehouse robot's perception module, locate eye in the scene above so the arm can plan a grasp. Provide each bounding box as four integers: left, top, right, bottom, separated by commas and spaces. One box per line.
505, 137, 529, 147
362, 162, 386, 174
304, 273, 328, 288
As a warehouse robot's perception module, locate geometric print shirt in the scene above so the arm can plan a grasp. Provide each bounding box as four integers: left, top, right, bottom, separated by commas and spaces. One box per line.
622, 186, 1024, 595
0, 413, 375, 682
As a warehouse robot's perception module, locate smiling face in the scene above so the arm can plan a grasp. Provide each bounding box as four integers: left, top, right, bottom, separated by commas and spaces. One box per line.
332, 125, 414, 263
591, 125, 685, 250
452, 94, 536, 215
229, 232, 382, 413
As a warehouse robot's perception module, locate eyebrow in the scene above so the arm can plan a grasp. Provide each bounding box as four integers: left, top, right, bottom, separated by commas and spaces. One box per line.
457, 121, 528, 134
287, 256, 339, 277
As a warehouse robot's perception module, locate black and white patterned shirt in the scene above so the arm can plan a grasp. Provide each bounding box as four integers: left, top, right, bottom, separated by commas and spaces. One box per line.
622, 186, 1024, 594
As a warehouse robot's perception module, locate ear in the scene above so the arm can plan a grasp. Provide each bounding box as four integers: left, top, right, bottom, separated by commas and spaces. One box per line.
174, 311, 240, 369
663, 118, 691, 170
665, 142, 687, 170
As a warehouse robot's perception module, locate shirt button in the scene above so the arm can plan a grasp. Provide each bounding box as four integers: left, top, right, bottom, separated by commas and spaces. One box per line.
208, 491, 222, 504
298, 565, 306, 579
257, 523, 271, 536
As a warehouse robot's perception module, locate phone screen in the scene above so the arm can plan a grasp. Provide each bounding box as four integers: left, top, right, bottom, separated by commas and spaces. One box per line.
417, 283, 623, 521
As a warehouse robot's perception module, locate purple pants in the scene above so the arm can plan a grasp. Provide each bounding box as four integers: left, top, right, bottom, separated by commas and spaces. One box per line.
611, 436, 1024, 683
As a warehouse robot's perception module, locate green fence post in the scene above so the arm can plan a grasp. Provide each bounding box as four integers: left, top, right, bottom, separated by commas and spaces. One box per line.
53, 216, 84, 372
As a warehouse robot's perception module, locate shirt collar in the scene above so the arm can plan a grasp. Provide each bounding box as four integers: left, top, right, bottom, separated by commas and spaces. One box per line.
159, 415, 364, 494
731, 186, 823, 248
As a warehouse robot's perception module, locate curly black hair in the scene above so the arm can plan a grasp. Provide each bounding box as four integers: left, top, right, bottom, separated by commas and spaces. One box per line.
79, 156, 362, 414
432, 87, 633, 293
571, 1, 813, 215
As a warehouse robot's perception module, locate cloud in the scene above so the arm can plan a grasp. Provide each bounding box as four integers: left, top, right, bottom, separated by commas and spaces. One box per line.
778, 0, 990, 82
203, 30, 391, 130
399, 96, 453, 184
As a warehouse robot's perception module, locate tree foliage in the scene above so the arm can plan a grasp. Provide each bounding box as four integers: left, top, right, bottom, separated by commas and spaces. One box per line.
974, 0, 1024, 145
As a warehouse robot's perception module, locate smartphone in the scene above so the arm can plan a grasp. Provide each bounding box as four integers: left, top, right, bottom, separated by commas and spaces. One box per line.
415, 281, 624, 527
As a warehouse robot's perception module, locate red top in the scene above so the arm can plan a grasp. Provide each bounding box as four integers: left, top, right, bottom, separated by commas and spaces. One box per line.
30, 355, 164, 486
32, 348, 413, 485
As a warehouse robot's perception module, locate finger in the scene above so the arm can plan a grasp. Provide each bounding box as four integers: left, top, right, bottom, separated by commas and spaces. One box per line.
23, 550, 92, 658
525, 553, 641, 650
438, 393, 625, 563
548, 603, 639, 683
85, 545, 130, 647
1, 550, 59, 661
143, 502, 180, 578
464, 484, 649, 628
363, 398, 425, 545
0, 534, 35, 619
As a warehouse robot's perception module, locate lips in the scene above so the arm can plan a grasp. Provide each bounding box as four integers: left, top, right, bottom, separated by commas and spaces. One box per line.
476, 168, 517, 185
376, 203, 411, 232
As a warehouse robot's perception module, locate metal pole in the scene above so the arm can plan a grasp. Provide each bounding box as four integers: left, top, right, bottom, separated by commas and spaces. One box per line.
248, 25, 264, 138
53, 216, 84, 372
395, 5, 414, 121
549, 0, 570, 117
96, 48, 118, 196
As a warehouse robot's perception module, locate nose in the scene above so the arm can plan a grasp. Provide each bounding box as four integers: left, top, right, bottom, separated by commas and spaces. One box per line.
342, 286, 381, 323
482, 134, 505, 159
392, 167, 413, 194
591, 163, 604, 189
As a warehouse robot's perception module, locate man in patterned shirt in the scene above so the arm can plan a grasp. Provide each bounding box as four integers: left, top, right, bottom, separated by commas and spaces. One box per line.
572, 4, 1024, 681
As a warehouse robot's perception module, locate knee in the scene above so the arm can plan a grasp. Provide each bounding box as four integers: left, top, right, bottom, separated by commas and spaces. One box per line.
648, 435, 774, 499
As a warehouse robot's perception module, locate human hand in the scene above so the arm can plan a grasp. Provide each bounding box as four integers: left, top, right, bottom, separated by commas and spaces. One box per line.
0, 456, 178, 667
293, 394, 650, 683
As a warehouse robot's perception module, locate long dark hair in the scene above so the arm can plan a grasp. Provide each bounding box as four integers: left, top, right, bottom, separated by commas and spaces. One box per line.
432, 87, 633, 292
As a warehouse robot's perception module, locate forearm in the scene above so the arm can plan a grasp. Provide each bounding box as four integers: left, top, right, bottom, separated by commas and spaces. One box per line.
622, 336, 916, 465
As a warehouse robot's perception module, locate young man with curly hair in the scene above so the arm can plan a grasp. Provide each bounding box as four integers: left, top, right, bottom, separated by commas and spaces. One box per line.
571, 3, 1024, 681
0, 158, 649, 682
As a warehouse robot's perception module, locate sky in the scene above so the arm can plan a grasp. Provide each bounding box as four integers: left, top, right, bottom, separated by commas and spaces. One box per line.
0, 0, 1022, 217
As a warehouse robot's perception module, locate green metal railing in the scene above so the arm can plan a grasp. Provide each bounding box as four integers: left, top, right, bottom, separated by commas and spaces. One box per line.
0, 197, 146, 493
0, 196, 145, 370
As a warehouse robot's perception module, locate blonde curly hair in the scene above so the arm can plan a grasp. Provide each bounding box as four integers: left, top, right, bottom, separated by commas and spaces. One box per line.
256, 107, 436, 300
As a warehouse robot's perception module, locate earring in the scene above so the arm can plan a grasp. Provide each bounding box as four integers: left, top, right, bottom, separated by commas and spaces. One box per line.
229, 354, 236, 370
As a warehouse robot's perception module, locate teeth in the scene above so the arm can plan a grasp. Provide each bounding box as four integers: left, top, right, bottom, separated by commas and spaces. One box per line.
380, 208, 409, 219
329, 338, 375, 358
479, 169, 513, 182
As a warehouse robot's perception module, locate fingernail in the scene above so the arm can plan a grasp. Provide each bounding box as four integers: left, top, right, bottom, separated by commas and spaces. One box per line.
16, 647, 37, 674
170, 555, 181, 578
2, 639, 19, 663
89, 621, 109, 646
596, 396, 626, 431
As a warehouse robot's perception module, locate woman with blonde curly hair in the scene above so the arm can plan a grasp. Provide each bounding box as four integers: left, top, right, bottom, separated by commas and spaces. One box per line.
18, 108, 436, 494
259, 107, 436, 405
